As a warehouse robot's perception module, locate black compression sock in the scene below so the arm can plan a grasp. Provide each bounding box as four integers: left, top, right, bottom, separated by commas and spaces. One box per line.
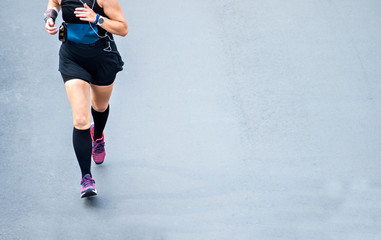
91, 105, 109, 140
73, 127, 92, 178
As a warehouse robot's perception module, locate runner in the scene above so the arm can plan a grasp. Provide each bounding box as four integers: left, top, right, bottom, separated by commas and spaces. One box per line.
44, 0, 128, 198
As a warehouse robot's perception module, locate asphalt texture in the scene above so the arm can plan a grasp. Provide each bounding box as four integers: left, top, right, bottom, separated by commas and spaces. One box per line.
1, 0, 381, 239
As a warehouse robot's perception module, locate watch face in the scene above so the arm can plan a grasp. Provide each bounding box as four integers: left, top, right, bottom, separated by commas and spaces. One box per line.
98, 17, 104, 25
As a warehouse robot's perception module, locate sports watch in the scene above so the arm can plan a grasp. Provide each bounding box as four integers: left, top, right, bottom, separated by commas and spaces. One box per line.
97, 15, 105, 26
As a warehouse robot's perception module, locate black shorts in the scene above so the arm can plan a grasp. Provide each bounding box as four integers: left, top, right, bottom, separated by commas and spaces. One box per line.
59, 39, 124, 86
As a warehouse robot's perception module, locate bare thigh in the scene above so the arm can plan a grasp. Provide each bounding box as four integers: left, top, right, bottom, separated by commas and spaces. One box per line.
65, 79, 91, 129
90, 83, 114, 112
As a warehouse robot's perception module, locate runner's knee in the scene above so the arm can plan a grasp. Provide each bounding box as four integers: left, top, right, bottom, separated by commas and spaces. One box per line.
73, 114, 91, 129
91, 103, 109, 113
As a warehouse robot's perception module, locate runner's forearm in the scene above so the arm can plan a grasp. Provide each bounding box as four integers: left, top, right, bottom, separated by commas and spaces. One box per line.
99, 18, 128, 37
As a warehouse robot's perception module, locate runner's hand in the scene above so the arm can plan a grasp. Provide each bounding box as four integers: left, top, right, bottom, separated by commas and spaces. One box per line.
74, 3, 97, 23
45, 18, 58, 35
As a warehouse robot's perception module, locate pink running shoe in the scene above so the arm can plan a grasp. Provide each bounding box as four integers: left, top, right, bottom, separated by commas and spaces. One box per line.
90, 124, 106, 165
80, 174, 97, 198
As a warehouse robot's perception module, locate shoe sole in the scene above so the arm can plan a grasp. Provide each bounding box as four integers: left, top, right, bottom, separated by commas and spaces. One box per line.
81, 189, 97, 198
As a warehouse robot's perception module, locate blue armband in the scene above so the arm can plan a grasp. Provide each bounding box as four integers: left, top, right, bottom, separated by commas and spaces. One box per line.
93, 14, 99, 24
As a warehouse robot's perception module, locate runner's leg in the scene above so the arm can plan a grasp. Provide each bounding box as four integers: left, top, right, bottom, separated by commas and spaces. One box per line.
65, 79, 92, 177
90, 83, 114, 140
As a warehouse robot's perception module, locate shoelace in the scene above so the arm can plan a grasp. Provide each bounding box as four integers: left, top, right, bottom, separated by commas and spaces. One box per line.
81, 178, 95, 188
94, 140, 105, 154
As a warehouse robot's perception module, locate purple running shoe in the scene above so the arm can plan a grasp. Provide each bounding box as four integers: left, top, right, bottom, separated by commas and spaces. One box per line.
80, 174, 97, 198
90, 124, 106, 165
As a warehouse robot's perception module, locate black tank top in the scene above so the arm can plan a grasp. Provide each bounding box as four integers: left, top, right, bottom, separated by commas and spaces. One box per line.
61, 0, 109, 36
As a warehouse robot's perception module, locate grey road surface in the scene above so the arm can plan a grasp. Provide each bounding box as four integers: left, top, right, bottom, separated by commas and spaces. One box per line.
1, 0, 381, 239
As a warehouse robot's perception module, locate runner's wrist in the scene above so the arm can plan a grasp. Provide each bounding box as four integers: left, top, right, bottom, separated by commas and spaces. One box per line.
93, 14, 99, 24
44, 7, 59, 23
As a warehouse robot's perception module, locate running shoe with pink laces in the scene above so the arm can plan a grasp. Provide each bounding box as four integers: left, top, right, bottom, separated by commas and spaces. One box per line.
80, 174, 97, 198
90, 124, 106, 165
